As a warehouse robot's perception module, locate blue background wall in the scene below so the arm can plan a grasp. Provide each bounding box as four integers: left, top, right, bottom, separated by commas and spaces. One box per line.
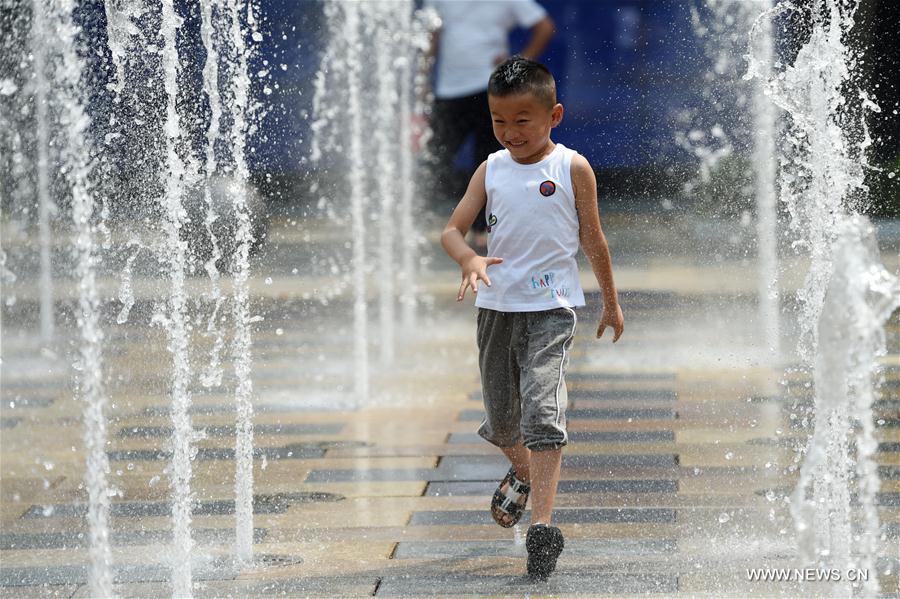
252, 0, 707, 174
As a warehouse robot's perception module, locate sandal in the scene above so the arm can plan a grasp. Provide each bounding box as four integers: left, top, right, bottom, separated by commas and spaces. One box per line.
490, 466, 530, 528
526, 523, 565, 581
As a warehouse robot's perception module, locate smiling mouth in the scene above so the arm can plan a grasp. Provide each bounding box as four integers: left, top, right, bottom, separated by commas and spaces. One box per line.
506, 141, 527, 148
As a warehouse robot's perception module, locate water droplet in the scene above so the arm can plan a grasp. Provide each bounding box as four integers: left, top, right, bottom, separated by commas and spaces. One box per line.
718, 512, 730, 523
275, 328, 283, 336
149, 475, 160, 487
724, 451, 734, 460
264, 277, 273, 285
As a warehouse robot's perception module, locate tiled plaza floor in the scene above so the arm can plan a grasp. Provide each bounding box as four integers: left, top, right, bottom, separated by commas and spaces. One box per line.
2, 214, 899, 597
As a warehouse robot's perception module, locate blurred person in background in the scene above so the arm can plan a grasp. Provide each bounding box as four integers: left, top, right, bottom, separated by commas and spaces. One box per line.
422, 0, 555, 250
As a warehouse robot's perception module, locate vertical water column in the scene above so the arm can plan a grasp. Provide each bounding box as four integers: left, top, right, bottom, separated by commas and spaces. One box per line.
223, 0, 257, 562
31, 0, 53, 344
747, 1, 891, 593
748, 0, 780, 359
198, 0, 226, 390
344, 2, 370, 402
395, 0, 417, 331
48, 0, 115, 594
159, 0, 196, 594
372, 1, 398, 366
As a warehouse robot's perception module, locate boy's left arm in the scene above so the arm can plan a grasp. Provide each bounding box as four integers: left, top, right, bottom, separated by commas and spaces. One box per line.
571, 154, 624, 342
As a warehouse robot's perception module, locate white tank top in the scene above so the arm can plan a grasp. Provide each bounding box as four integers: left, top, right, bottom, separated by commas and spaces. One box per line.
475, 143, 587, 312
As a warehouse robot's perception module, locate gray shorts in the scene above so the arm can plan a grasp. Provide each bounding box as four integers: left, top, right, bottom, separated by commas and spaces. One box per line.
476, 307, 577, 452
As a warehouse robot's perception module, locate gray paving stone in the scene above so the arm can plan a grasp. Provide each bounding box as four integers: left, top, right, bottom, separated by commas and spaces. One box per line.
0, 418, 20, 429
447, 430, 675, 444
568, 389, 677, 401
117, 423, 344, 438
467, 389, 677, 402
142, 402, 354, 416
564, 454, 678, 468
393, 538, 676, 559
569, 408, 677, 420
879, 466, 900, 479
558, 479, 678, 493
305, 468, 435, 482
0, 527, 267, 550
22, 493, 340, 519
426, 479, 678, 496
375, 572, 678, 596
408, 508, 676, 526
0, 559, 236, 587
107, 443, 326, 462
4, 397, 56, 409
307, 454, 677, 484
571, 430, 675, 442
458, 407, 676, 421
566, 371, 677, 382
0, 583, 79, 598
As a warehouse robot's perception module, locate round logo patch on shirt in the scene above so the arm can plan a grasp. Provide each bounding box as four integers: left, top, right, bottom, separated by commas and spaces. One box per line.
539, 180, 556, 197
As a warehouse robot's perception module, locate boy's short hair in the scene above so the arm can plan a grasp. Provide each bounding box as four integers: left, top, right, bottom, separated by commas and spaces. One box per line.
487, 56, 557, 109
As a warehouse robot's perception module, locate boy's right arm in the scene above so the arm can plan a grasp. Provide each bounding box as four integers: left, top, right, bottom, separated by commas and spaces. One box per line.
440, 161, 504, 302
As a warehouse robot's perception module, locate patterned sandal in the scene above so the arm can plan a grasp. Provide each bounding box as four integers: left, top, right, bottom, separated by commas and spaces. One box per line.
490, 466, 530, 528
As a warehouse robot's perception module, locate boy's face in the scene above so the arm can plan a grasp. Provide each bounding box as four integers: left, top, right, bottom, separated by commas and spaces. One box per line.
488, 92, 563, 163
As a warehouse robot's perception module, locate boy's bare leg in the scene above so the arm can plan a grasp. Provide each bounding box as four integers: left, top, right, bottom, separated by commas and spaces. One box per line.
493, 442, 533, 526
529, 447, 562, 525
500, 441, 531, 483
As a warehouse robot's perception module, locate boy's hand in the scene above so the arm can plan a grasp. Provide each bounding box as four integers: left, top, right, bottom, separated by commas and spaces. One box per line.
458, 255, 503, 301
597, 302, 624, 342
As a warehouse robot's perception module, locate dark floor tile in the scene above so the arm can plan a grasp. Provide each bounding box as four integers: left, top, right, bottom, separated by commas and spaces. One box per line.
569, 408, 677, 420
4, 397, 56, 409
448, 430, 675, 444
467, 389, 677, 402
459, 407, 676, 422
879, 442, 900, 452
457, 410, 486, 422
117, 423, 344, 438
567, 389, 677, 401
106, 443, 325, 462
557, 479, 678, 493
305, 469, 434, 482
879, 465, 900, 479
426, 479, 677, 496
0, 527, 268, 550
392, 538, 677, 559
571, 430, 675, 443
22, 493, 339, 519
375, 572, 678, 596
564, 454, 678, 468
408, 508, 675, 526
0, 559, 236, 587
566, 372, 677, 382
0, 418, 21, 429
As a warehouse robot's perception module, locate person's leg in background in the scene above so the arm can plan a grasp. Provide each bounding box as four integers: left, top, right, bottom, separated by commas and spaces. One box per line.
421, 96, 471, 217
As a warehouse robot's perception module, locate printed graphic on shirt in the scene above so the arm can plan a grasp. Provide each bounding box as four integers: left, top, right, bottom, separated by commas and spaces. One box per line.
487, 213, 498, 233
539, 180, 556, 197
529, 270, 571, 299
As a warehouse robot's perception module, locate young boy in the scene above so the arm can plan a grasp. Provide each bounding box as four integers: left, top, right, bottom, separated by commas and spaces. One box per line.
440, 56, 624, 581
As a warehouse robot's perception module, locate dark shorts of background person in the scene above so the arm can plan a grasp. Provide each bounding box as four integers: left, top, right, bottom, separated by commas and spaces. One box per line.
423, 90, 498, 232
475, 307, 576, 451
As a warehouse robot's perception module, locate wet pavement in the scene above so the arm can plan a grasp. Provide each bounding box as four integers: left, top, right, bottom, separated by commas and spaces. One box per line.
1, 213, 899, 597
